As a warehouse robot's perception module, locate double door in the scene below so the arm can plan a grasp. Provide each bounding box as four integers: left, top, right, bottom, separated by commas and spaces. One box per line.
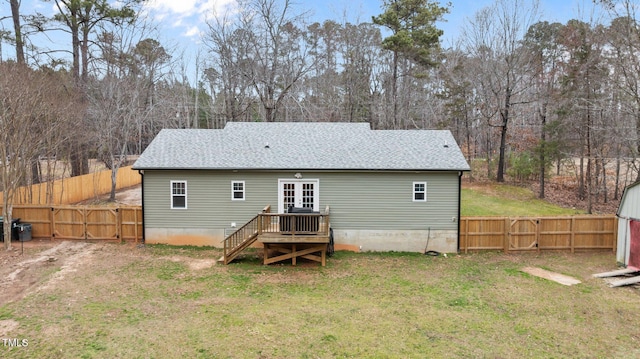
278, 179, 319, 213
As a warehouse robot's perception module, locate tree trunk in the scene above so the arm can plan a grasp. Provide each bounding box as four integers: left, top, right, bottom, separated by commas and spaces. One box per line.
71, 12, 80, 82
602, 158, 608, 203
587, 157, 592, 214
10, 0, 24, 65
392, 51, 399, 129
2, 196, 13, 251
579, 156, 585, 200
81, 30, 89, 84
614, 156, 621, 200
486, 134, 493, 179
586, 100, 592, 213
538, 107, 547, 199
496, 87, 511, 183
109, 168, 118, 202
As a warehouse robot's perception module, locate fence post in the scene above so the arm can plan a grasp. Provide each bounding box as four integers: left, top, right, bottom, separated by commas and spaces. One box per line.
83, 207, 88, 240
570, 217, 575, 253
504, 218, 509, 253
134, 208, 140, 243
116, 207, 122, 243
50, 207, 55, 240
462, 218, 467, 254
536, 218, 541, 252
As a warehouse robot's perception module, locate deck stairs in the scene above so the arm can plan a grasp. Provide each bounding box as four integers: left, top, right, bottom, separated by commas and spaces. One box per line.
219, 204, 331, 265
220, 206, 273, 264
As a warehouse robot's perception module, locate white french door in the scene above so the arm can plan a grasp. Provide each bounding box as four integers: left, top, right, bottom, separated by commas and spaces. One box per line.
278, 179, 319, 213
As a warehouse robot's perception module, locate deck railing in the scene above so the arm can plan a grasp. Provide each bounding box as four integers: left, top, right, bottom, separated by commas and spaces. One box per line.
222, 205, 330, 264
259, 206, 330, 237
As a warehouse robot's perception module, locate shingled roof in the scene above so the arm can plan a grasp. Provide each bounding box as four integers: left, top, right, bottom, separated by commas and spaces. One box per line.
132, 122, 470, 171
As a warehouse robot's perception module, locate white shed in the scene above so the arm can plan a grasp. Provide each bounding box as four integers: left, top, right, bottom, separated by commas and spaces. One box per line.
616, 181, 640, 269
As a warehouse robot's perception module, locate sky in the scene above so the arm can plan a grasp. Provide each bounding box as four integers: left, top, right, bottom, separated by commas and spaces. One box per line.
139, 0, 600, 47
0, 0, 602, 74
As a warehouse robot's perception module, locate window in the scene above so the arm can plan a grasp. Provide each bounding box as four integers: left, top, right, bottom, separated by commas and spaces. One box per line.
171, 181, 187, 209
232, 181, 245, 201
413, 182, 427, 202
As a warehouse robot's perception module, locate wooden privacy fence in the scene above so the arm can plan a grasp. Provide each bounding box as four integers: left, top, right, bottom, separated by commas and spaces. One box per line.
6, 207, 618, 253
1, 166, 141, 205
460, 215, 618, 253
11, 205, 143, 242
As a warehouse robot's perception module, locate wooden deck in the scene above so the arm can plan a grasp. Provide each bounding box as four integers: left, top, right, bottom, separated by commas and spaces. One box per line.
259, 233, 330, 266
258, 232, 330, 243
222, 205, 331, 266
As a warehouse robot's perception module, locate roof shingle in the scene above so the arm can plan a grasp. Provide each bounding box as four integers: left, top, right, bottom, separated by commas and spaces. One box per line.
132, 122, 470, 171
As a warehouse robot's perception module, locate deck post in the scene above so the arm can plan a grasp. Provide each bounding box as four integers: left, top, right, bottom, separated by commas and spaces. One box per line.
292, 244, 296, 266
263, 244, 269, 265
257, 213, 262, 235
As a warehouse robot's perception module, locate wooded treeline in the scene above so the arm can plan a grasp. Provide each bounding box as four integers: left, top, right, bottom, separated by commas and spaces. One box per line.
1, 0, 640, 218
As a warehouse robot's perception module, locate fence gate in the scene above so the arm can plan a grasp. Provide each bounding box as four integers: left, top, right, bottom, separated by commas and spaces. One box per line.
509, 218, 539, 251
52, 208, 86, 240
86, 208, 118, 240
52, 207, 119, 240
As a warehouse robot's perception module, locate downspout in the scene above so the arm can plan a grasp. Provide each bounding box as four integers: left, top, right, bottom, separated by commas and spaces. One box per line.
138, 170, 145, 244
457, 171, 462, 253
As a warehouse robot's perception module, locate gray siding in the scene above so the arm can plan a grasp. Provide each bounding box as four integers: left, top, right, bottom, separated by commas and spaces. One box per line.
320, 171, 459, 231
143, 170, 460, 231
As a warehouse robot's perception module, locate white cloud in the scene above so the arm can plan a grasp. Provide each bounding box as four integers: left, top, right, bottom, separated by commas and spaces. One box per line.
145, 0, 200, 16
143, 0, 237, 33
184, 26, 202, 38
144, 0, 235, 18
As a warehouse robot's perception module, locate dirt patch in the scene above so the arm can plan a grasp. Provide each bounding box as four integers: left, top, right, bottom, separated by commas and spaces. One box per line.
0, 319, 19, 336
76, 184, 141, 206
163, 256, 217, 270
254, 270, 317, 284
113, 185, 141, 205
0, 241, 101, 303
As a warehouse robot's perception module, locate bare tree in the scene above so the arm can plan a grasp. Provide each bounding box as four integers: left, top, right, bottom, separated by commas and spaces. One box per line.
9, 0, 24, 64
462, 0, 541, 182
341, 22, 383, 124
0, 64, 72, 249
88, 75, 143, 201
205, 0, 315, 122
600, 1, 640, 182
522, 21, 565, 198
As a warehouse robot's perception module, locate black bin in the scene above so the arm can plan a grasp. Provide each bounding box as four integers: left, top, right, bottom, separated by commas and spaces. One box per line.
0, 217, 20, 242
17, 223, 32, 242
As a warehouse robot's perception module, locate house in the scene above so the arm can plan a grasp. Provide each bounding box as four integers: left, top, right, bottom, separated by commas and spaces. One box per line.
616, 181, 640, 269
132, 122, 470, 261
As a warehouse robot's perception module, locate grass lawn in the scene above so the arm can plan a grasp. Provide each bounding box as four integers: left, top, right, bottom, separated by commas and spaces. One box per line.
462, 183, 585, 216
1, 243, 638, 358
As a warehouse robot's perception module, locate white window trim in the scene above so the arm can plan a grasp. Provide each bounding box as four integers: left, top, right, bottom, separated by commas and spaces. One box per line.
231, 180, 245, 201
413, 181, 427, 202
170, 180, 187, 209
